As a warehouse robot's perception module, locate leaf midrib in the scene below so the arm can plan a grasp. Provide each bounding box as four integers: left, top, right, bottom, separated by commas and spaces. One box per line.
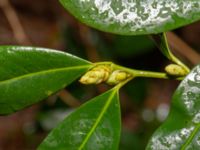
181, 123, 200, 150
78, 89, 118, 150
0, 65, 91, 85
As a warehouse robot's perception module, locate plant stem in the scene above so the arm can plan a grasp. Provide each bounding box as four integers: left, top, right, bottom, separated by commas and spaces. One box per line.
94, 61, 184, 81
89, 61, 185, 89
114, 66, 184, 90
151, 33, 190, 73
135, 70, 168, 79
166, 32, 200, 65
115, 76, 134, 90
114, 64, 184, 80
163, 33, 190, 72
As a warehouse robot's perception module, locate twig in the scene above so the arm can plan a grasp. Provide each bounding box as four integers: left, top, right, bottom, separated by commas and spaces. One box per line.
166, 32, 200, 65
58, 90, 81, 107
0, 0, 31, 45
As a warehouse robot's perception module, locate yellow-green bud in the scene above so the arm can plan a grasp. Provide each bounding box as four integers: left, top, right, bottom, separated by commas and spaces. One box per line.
165, 64, 187, 76
106, 70, 130, 85
79, 65, 111, 84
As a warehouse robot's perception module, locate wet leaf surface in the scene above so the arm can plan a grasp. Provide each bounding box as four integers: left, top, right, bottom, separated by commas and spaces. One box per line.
146, 65, 200, 150
38, 88, 121, 150
60, 0, 200, 35
0, 46, 91, 115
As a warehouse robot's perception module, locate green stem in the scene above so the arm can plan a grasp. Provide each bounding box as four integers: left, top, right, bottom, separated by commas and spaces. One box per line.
114, 64, 184, 80
94, 62, 184, 81
115, 76, 134, 90
114, 66, 184, 90
151, 33, 190, 73
89, 61, 185, 90
162, 33, 190, 73
135, 70, 168, 79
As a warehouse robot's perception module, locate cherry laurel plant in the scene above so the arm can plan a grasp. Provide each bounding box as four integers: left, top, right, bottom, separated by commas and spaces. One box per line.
1, 0, 200, 150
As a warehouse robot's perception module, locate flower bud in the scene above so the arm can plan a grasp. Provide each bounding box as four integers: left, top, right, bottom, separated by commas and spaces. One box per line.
106, 70, 130, 85
165, 64, 187, 76
79, 65, 111, 84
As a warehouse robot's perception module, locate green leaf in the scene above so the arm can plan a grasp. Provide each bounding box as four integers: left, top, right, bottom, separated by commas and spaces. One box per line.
59, 0, 200, 35
0, 46, 92, 115
38, 88, 121, 150
146, 65, 200, 150
151, 33, 190, 73
151, 33, 172, 61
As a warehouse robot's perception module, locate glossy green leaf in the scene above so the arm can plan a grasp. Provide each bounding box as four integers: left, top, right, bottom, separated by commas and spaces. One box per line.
38, 88, 121, 150
59, 0, 200, 35
146, 65, 200, 149
0, 46, 92, 115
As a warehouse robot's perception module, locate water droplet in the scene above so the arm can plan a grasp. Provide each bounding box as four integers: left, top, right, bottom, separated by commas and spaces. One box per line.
130, 7, 135, 12
193, 113, 200, 124
196, 136, 200, 145
183, 99, 194, 111
187, 91, 195, 99
194, 73, 200, 83
158, 7, 171, 18
179, 127, 194, 139
123, 13, 128, 19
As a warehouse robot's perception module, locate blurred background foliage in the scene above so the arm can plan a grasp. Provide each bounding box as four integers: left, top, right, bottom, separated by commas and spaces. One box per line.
0, 0, 200, 149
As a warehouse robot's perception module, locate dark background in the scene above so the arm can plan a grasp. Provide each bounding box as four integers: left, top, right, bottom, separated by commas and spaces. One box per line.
0, 0, 200, 149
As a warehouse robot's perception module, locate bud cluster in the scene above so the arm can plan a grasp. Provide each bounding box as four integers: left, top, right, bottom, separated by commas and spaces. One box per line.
79, 65, 131, 85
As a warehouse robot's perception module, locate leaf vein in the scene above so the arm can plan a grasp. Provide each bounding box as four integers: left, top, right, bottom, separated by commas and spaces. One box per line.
0, 65, 91, 85
181, 124, 200, 150
78, 89, 117, 150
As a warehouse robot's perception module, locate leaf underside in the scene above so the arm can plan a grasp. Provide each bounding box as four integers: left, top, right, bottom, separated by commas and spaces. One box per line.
59, 0, 200, 35
0, 46, 91, 115
38, 88, 121, 150
146, 65, 200, 150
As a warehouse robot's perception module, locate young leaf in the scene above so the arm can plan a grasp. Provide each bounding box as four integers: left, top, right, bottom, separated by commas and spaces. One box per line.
38, 88, 121, 150
0, 46, 92, 115
151, 33, 172, 61
151, 33, 190, 73
146, 65, 200, 150
59, 0, 200, 35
